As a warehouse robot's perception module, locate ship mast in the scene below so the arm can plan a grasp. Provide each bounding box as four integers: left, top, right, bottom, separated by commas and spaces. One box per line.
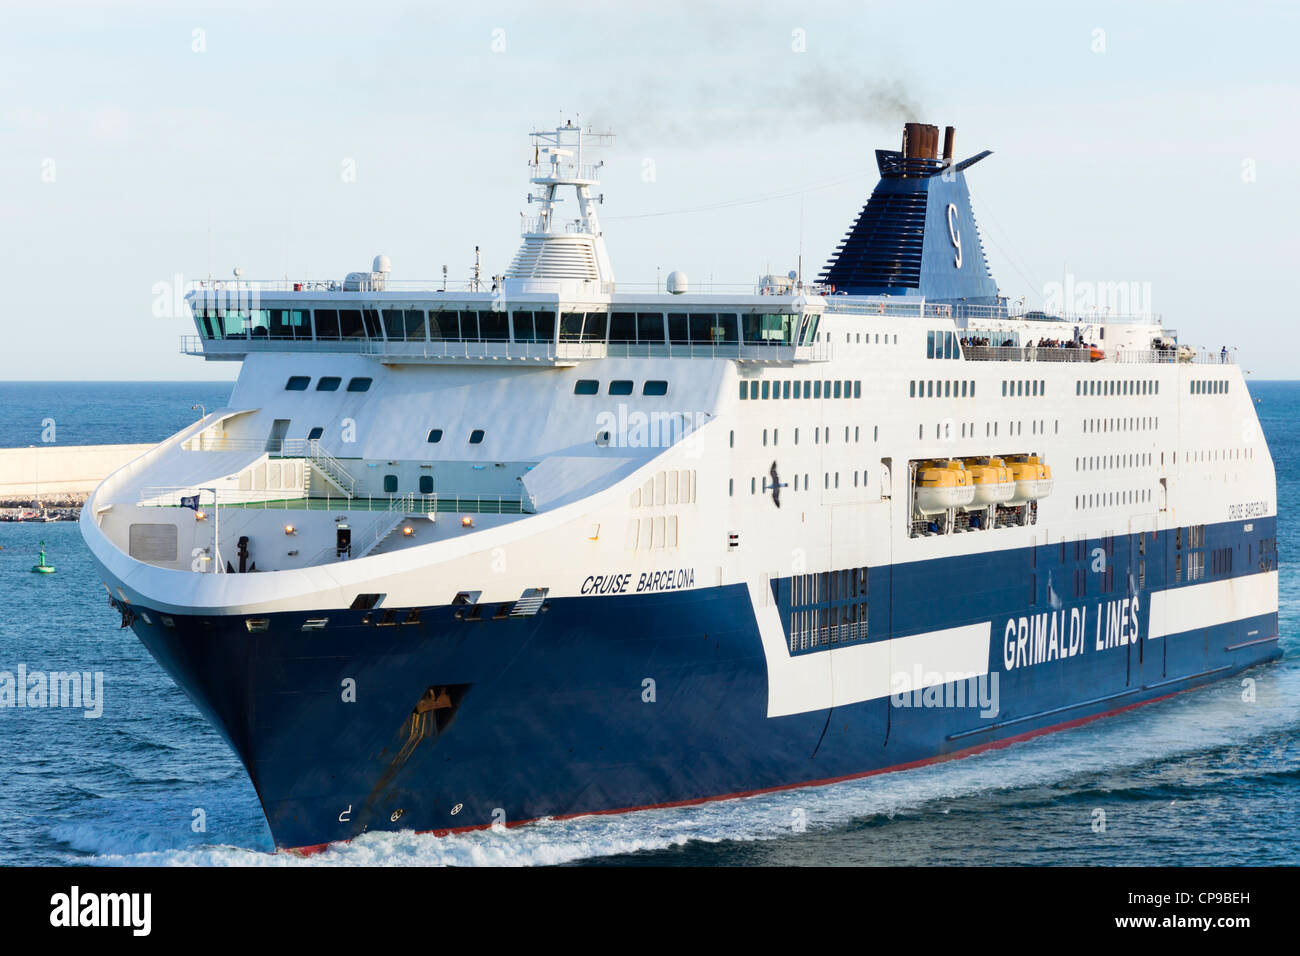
505, 121, 615, 296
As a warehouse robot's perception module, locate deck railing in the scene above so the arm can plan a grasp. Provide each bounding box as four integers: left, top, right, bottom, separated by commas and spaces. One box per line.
138, 488, 536, 515
964, 345, 1236, 366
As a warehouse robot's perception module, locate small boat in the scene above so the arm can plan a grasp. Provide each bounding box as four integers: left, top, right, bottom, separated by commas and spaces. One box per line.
914, 459, 976, 514
961, 456, 1015, 508
1003, 454, 1054, 505
31, 541, 55, 574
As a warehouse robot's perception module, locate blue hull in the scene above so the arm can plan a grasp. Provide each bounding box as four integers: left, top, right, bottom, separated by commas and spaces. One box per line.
122, 518, 1280, 851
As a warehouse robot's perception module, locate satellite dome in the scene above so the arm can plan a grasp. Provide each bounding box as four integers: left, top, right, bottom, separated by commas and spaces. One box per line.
372, 254, 392, 274
666, 270, 688, 295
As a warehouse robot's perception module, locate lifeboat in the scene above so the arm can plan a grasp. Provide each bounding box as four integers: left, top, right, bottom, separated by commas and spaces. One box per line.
960, 456, 1015, 508
1003, 454, 1054, 505
914, 460, 976, 514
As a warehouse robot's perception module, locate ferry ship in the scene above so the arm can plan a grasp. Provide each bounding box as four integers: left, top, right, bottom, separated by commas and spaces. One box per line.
81, 121, 1280, 853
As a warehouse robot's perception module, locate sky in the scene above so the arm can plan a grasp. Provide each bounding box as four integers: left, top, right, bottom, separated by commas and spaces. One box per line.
2, 0, 1298, 380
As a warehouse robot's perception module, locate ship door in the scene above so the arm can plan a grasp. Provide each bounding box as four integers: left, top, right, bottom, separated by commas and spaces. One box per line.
266, 418, 291, 454
336, 524, 352, 559
879, 458, 892, 500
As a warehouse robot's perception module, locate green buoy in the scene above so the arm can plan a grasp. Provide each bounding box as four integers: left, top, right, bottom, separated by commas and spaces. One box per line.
31, 541, 55, 574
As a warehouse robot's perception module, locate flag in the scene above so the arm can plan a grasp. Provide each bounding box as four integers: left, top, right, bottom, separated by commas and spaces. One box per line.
180, 495, 200, 511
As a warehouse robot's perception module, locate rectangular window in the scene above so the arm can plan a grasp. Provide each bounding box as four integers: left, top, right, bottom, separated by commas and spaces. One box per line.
575, 380, 599, 395
339, 309, 365, 339
533, 311, 556, 342
479, 310, 509, 341
559, 311, 585, 342
285, 376, 310, 391
457, 310, 480, 341
637, 313, 664, 344
315, 309, 340, 340
643, 380, 669, 396
316, 376, 341, 392
609, 380, 634, 396
429, 309, 461, 341
419, 475, 434, 494
383, 475, 398, 493
346, 377, 372, 392
609, 312, 636, 342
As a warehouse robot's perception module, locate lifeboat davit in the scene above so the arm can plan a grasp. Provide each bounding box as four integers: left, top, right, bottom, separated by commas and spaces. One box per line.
960, 457, 1015, 509
914, 460, 976, 514
1003, 454, 1054, 505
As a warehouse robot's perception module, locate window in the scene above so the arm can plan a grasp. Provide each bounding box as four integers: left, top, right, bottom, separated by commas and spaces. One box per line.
419, 475, 433, 494
347, 377, 372, 392
574, 380, 599, 395
307, 426, 324, 441
643, 380, 669, 396
285, 376, 310, 391
469, 429, 485, 444
383, 475, 398, 493
427, 428, 443, 443
317, 376, 341, 392
609, 380, 634, 396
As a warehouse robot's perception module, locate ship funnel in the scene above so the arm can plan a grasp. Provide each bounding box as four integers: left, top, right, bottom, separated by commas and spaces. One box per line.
818, 122, 999, 305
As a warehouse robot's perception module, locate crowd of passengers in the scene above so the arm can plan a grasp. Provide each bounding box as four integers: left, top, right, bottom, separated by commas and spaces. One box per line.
960, 335, 1091, 350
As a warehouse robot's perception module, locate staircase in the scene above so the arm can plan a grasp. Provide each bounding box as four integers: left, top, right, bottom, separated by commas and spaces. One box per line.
302, 440, 356, 498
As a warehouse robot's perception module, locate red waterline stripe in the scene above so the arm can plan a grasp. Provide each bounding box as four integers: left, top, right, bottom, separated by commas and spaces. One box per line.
289, 687, 1191, 857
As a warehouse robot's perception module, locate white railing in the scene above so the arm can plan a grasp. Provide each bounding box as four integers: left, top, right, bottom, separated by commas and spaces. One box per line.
177, 433, 357, 495
182, 335, 832, 364
520, 217, 593, 235
304, 439, 356, 496
824, 299, 1163, 325
138, 488, 535, 515
964, 345, 1235, 366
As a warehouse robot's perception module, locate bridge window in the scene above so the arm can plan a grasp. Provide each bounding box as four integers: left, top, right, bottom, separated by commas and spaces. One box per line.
316, 376, 341, 391
347, 377, 372, 392
609, 312, 636, 342
285, 376, 310, 391
270, 309, 310, 339
339, 309, 364, 339
742, 313, 795, 346
479, 310, 509, 341
315, 309, 340, 340
430, 309, 462, 341
638, 313, 665, 344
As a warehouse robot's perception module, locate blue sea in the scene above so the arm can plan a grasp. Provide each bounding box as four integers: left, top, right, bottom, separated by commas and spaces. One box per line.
0, 381, 1296, 866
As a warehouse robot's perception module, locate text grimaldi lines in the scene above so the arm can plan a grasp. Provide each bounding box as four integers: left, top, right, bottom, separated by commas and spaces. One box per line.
1003, 596, 1141, 671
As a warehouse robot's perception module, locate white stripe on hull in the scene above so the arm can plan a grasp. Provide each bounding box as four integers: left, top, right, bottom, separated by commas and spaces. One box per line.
1147, 570, 1277, 639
